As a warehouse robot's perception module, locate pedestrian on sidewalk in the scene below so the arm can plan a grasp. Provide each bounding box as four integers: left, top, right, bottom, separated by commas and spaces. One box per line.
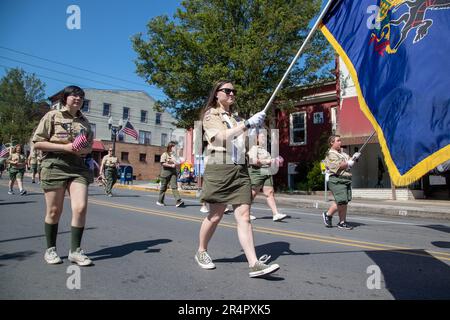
100, 147, 119, 197
322, 134, 360, 230
195, 80, 279, 278
7, 144, 27, 195
157, 141, 184, 207
247, 127, 287, 222
33, 85, 94, 266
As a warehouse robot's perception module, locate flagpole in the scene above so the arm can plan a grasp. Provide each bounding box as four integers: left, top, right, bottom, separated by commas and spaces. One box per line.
262, 0, 335, 114
358, 130, 376, 154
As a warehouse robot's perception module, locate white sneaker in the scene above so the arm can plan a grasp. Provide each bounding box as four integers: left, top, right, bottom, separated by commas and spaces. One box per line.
44, 247, 62, 265
273, 213, 287, 222
250, 214, 256, 220
68, 248, 93, 266
156, 201, 165, 206
195, 251, 216, 269
200, 206, 209, 213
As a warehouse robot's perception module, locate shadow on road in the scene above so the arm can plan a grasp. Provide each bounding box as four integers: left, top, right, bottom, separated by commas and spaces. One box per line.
421, 224, 450, 234
365, 249, 450, 299
0, 227, 97, 244
88, 238, 172, 261
214, 241, 309, 264
0, 250, 37, 266
0, 201, 37, 206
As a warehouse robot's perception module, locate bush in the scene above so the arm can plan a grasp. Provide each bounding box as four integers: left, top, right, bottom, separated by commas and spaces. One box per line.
307, 161, 325, 191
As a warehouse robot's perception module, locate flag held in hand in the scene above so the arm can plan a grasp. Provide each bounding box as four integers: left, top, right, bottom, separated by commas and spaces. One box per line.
72, 134, 89, 151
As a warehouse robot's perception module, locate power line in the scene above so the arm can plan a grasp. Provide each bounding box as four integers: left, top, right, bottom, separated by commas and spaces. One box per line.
0, 45, 168, 100
0, 45, 152, 88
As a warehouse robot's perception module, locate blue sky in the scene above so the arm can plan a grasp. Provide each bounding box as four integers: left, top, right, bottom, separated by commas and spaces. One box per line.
0, 0, 182, 101
0, 0, 329, 103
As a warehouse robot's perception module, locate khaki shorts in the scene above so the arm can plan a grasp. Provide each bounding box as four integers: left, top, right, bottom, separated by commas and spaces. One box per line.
248, 167, 273, 188
9, 168, 25, 180
40, 154, 93, 190
30, 164, 38, 173
328, 175, 352, 205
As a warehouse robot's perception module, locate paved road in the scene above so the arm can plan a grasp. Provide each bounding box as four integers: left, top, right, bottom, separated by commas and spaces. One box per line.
1, 179, 449, 300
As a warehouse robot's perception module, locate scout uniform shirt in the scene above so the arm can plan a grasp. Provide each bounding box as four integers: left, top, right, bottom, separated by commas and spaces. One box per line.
324, 149, 352, 178
29, 149, 38, 165
32, 106, 93, 157
160, 151, 178, 178
203, 107, 245, 164
8, 152, 26, 169
102, 155, 118, 168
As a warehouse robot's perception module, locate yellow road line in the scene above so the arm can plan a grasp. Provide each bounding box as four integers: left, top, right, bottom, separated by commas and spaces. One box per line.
88, 198, 450, 262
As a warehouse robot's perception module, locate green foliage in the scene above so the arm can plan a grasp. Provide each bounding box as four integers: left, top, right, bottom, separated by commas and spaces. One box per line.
307, 160, 324, 191
0, 68, 46, 145
132, 0, 333, 128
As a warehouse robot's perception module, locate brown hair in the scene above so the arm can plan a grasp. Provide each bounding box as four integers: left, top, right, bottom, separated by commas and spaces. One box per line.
166, 141, 177, 153
200, 79, 234, 120
328, 134, 340, 146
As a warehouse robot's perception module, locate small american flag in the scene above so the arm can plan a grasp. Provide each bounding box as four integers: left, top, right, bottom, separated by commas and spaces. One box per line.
121, 121, 138, 140
0, 144, 9, 158
72, 134, 89, 151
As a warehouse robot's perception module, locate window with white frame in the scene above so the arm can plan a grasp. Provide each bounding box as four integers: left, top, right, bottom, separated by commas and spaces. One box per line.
161, 133, 168, 146
141, 110, 148, 123
290, 112, 306, 145
123, 107, 130, 120
156, 113, 162, 125
103, 103, 111, 116
90, 123, 96, 139
81, 99, 90, 113
139, 130, 151, 145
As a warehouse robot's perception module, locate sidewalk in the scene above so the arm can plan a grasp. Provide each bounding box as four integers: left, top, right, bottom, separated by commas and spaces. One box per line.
114, 181, 450, 220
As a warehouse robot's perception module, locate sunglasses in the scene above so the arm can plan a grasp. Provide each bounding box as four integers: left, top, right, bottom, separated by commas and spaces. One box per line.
218, 88, 237, 95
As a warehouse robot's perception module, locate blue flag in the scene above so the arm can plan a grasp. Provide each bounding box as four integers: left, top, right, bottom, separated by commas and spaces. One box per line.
320, 0, 450, 186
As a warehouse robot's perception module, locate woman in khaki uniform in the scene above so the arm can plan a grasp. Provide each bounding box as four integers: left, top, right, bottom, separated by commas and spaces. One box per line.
7, 144, 27, 195
157, 142, 184, 207
247, 128, 287, 222
195, 80, 280, 278
322, 135, 360, 230
100, 147, 119, 197
33, 85, 94, 266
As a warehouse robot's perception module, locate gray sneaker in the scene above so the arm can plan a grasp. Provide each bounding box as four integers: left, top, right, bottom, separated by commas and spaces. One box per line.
44, 247, 63, 265
195, 251, 216, 269
68, 248, 93, 266
249, 255, 280, 278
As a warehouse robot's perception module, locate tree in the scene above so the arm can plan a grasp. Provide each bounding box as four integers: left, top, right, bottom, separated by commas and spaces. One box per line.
0, 68, 46, 145
132, 0, 333, 128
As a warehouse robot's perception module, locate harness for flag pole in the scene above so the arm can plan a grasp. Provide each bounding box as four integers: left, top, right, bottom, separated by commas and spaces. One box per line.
262, 0, 335, 114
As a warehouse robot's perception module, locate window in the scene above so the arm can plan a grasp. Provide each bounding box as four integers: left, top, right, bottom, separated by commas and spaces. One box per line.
161, 133, 168, 147
140, 110, 148, 123
90, 123, 96, 139
139, 130, 151, 145
81, 99, 90, 112
290, 112, 307, 145
123, 107, 130, 120
103, 103, 111, 116
121, 152, 129, 162
155, 113, 162, 125
154, 155, 161, 162
139, 153, 146, 162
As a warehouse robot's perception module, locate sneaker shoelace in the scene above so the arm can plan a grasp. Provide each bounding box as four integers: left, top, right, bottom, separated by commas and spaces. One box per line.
258, 254, 271, 264
200, 252, 212, 264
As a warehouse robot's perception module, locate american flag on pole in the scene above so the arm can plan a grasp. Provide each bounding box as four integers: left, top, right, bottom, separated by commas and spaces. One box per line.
72, 134, 89, 151
0, 144, 9, 158
121, 121, 138, 140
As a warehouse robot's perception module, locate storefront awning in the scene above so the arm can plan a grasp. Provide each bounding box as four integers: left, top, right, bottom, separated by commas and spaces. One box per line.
92, 140, 105, 152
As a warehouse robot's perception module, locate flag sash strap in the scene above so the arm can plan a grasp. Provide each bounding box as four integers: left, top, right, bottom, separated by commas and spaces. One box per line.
320, 24, 450, 186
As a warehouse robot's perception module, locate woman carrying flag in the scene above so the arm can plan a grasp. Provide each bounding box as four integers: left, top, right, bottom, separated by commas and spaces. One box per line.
33, 85, 94, 266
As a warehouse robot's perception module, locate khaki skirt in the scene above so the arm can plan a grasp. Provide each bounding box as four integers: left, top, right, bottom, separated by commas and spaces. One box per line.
200, 163, 252, 205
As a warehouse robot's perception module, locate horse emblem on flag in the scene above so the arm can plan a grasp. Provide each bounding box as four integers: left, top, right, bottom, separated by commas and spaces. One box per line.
369, 0, 450, 55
